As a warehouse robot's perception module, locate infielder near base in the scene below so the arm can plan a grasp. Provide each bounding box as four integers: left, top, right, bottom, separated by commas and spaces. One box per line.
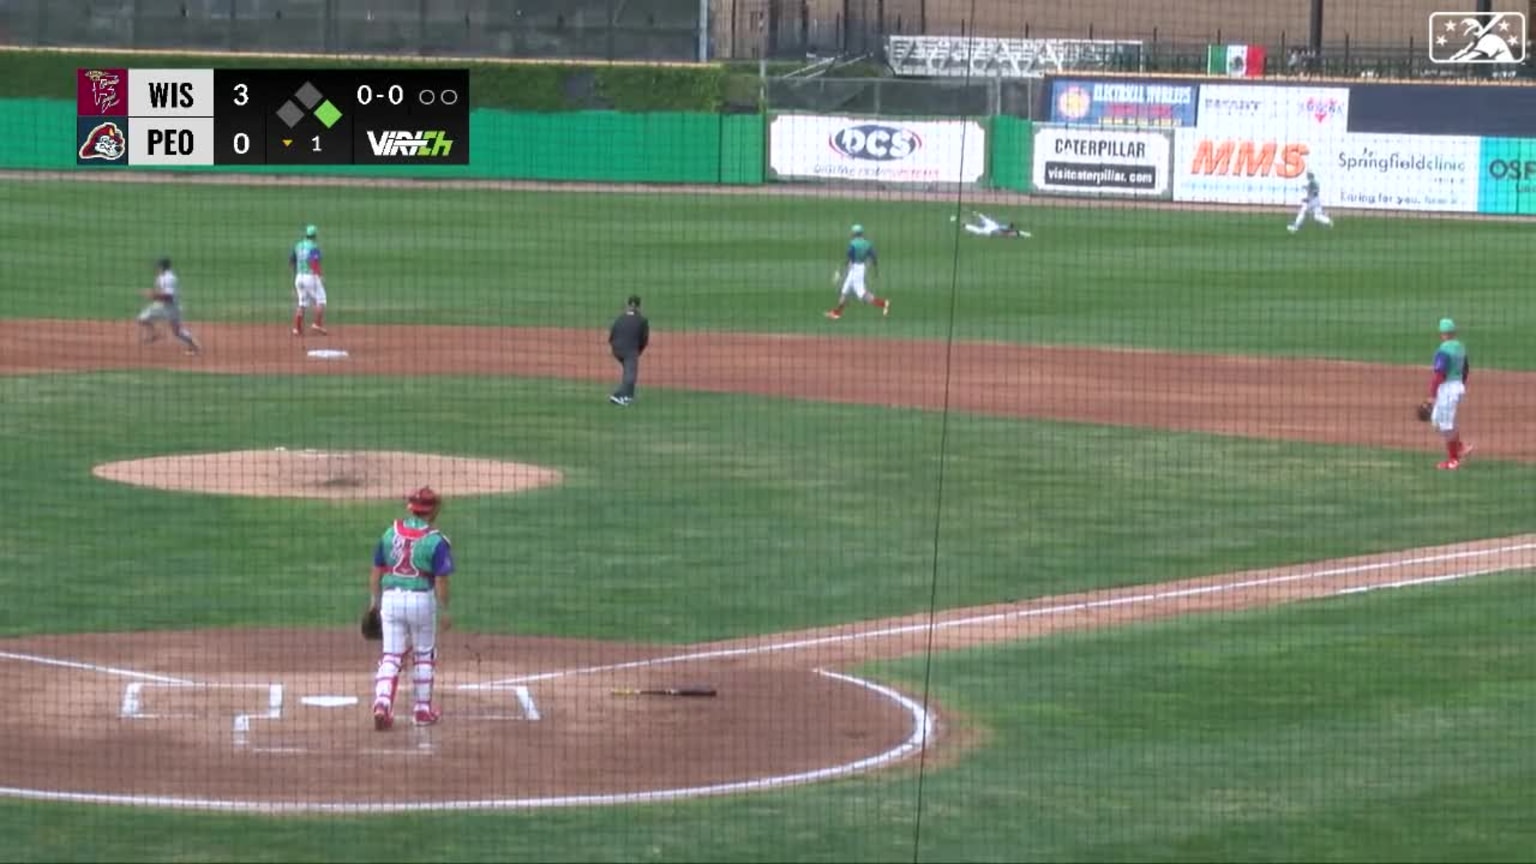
290, 224, 328, 336
368, 487, 455, 729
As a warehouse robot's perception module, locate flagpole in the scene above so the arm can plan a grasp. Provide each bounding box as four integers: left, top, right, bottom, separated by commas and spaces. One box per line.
1308, 0, 1323, 69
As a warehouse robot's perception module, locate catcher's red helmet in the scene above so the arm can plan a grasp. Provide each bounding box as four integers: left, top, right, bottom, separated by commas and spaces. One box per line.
406, 486, 441, 515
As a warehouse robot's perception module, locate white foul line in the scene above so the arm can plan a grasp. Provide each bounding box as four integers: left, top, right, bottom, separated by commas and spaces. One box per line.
1333, 567, 1506, 596
471, 543, 1536, 688
0, 651, 195, 685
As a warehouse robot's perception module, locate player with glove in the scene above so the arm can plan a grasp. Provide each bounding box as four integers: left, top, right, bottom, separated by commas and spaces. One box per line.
1419, 318, 1473, 470
364, 487, 455, 730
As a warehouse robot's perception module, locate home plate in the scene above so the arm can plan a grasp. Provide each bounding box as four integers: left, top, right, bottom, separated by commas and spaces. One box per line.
307, 349, 349, 360
301, 695, 359, 708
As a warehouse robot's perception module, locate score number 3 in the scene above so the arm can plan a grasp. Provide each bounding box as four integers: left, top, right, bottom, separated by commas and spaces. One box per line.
231, 83, 252, 154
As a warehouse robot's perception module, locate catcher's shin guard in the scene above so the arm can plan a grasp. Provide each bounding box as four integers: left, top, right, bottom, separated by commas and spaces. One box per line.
412, 648, 437, 707
374, 652, 404, 706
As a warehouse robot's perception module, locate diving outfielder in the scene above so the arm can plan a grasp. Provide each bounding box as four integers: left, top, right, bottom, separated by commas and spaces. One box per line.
369, 487, 455, 730
962, 211, 1030, 238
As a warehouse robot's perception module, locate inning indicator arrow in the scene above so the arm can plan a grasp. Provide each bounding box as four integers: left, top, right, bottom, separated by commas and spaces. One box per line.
281, 139, 293, 148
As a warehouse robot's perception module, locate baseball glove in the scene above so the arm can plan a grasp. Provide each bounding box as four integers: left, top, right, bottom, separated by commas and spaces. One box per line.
360, 606, 383, 641
1416, 399, 1434, 423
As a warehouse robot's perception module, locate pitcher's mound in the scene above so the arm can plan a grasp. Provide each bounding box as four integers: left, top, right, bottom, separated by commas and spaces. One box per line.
92, 450, 563, 499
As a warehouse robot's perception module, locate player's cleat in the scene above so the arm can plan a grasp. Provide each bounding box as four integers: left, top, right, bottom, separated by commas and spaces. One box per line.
609, 395, 629, 406
291, 328, 303, 337
373, 700, 393, 731
824, 310, 842, 320
184, 347, 201, 356
309, 325, 328, 336
1436, 459, 1460, 471
413, 705, 441, 726
1287, 225, 1299, 233
882, 300, 891, 317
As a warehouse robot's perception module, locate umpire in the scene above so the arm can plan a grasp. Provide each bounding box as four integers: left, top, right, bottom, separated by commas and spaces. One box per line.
608, 295, 649, 406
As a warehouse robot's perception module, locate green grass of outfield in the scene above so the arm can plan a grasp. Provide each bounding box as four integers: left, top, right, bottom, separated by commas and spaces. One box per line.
4, 571, 1529, 862
1, 178, 1531, 365
2, 371, 1531, 642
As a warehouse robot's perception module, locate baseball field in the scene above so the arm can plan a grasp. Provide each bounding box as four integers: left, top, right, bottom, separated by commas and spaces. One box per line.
1, 171, 1534, 861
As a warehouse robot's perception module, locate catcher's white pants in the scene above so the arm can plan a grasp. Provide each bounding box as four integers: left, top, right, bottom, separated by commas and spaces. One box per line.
840, 262, 870, 300
1432, 379, 1465, 433
373, 589, 438, 710
294, 273, 327, 308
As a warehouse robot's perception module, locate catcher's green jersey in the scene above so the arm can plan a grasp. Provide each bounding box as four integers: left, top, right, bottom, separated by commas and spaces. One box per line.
374, 517, 455, 591
847, 237, 876, 265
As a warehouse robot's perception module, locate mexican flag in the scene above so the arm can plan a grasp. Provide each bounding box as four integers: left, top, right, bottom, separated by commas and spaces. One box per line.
1208, 44, 1266, 77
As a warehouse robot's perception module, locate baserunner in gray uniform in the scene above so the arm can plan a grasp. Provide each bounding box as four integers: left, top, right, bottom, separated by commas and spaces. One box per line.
137, 257, 202, 356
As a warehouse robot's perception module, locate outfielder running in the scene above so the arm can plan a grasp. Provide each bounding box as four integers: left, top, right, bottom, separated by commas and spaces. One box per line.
137, 257, 202, 356
368, 487, 455, 730
1420, 318, 1474, 471
826, 224, 891, 320
290, 224, 328, 336
1287, 171, 1334, 233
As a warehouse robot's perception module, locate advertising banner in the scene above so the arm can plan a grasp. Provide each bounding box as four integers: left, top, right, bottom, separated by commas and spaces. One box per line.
1477, 138, 1536, 215
1049, 79, 1197, 128
887, 36, 1143, 79
1172, 129, 1480, 212
1031, 124, 1172, 198
1195, 84, 1351, 135
768, 114, 987, 184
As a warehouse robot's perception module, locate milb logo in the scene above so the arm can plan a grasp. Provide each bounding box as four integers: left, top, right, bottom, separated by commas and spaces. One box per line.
366, 130, 454, 158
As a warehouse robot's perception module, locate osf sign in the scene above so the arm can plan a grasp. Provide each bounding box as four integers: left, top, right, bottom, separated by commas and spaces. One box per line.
830, 124, 922, 161
1188, 139, 1310, 179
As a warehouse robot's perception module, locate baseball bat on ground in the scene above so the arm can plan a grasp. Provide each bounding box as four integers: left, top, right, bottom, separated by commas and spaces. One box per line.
611, 686, 718, 697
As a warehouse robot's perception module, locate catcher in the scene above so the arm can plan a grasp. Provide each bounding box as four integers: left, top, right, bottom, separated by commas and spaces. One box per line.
363, 487, 455, 730
1417, 318, 1473, 470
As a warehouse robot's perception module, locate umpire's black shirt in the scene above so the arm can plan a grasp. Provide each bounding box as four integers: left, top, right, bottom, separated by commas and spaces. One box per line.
610, 309, 649, 357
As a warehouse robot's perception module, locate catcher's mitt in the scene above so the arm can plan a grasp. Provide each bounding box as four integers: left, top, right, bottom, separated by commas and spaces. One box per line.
1416, 400, 1433, 423
361, 606, 383, 641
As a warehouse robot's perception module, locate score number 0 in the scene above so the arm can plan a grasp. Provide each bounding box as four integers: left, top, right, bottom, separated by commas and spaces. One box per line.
228, 82, 322, 154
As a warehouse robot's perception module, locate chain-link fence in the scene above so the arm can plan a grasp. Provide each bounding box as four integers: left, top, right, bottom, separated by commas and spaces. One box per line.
0, 0, 705, 61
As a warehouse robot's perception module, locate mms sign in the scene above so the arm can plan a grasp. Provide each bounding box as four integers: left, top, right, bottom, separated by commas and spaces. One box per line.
1479, 138, 1536, 214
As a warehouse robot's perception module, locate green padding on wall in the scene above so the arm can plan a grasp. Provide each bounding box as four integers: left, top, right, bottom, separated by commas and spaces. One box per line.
2, 100, 765, 184
989, 116, 1032, 192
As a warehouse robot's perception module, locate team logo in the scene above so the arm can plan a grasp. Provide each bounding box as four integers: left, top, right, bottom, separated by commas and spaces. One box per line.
76, 68, 128, 116
365, 130, 454, 158
1429, 12, 1527, 63
828, 124, 922, 161
78, 121, 127, 162
1054, 85, 1093, 121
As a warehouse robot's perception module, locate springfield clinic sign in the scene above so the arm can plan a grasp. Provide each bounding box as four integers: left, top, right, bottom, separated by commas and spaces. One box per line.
1050, 79, 1197, 127
768, 114, 987, 184
1032, 124, 1172, 198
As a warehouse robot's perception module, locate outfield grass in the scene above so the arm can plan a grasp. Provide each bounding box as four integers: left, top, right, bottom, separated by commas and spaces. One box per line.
2, 179, 1531, 366
4, 571, 1528, 862
1, 371, 1530, 642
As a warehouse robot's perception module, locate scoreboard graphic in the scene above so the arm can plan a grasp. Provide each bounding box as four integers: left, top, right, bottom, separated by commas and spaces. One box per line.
74, 68, 470, 167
